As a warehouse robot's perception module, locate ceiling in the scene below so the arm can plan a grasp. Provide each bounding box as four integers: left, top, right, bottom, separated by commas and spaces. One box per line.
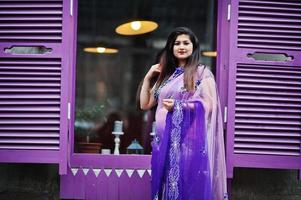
76, 0, 216, 51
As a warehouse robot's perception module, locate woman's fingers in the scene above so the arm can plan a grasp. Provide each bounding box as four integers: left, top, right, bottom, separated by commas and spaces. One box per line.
162, 98, 174, 111
146, 64, 161, 79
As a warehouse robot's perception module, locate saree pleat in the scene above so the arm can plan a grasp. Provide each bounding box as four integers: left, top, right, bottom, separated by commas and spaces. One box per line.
152, 101, 212, 200
152, 66, 228, 200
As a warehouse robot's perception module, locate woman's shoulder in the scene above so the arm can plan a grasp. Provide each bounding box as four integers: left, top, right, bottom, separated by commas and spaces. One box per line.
196, 64, 214, 79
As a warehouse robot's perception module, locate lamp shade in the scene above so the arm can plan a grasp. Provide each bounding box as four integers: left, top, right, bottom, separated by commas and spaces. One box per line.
202, 51, 217, 57
115, 20, 158, 36
84, 47, 118, 54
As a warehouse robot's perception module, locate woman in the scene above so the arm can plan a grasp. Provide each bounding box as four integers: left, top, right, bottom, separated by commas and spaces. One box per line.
140, 27, 228, 200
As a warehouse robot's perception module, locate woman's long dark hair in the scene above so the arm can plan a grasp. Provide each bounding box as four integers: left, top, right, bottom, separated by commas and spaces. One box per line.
156, 27, 200, 92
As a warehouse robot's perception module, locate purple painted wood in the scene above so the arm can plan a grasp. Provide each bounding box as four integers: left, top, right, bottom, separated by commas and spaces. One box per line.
118, 171, 131, 200
71, 154, 151, 169
60, 168, 75, 199
225, 0, 301, 180
60, 167, 152, 200
107, 170, 119, 200
141, 171, 152, 199
216, 0, 230, 116
0, 0, 72, 174
0, 150, 59, 163
73, 168, 86, 199
85, 169, 97, 200
132, 170, 151, 200
96, 170, 109, 200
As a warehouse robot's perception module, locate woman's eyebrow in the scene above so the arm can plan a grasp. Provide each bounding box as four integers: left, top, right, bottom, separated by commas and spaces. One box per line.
175, 39, 190, 42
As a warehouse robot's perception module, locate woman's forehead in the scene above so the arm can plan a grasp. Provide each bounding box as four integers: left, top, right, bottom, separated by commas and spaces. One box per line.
175, 34, 191, 41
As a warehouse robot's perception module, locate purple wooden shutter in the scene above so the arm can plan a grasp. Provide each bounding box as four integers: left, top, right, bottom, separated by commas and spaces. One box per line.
0, 0, 72, 174
224, 0, 301, 178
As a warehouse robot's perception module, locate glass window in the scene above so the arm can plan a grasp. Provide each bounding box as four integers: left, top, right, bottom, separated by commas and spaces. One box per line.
74, 0, 216, 154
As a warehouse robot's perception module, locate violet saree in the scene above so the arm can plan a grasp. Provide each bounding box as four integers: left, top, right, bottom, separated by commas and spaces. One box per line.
152, 66, 228, 200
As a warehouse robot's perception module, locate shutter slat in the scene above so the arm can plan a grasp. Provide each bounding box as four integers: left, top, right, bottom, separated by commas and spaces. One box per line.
238, 33, 301, 40
238, 38, 301, 45
236, 107, 301, 114
239, 0, 301, 7
0, 77, 60, 81
236, 95, 301, 102
237, 78, 301, 85
236, 102, 301, 109
237, 67, 301, 75
0, 17, 61, 21
237, 90, 301, 97
237, 84, 301, 91
0, 101, 59, 105
0, 29, 61, 34
0, 83, 60, 87
0, 10, 62, 15
0, 139, 59, 144
239, 10, 301, 18
234, 143, 300, 150
0, 24, 62, 28
0, 113, 59, 118
239, 16, 301, 23
236, 113, 301, 119
236, 125, 300, 131
0, 145, 59, 150
0, 89, 60, 92
0, 4, 62, 8
0, 61, 61, 65
0, 126, 60, 131
235, 131, 301, 137
0, 95, 60, 99
0, 72, 60, 76
238, 44, 301, 51
0, 107, 60, 111
0, 36, 62, 40
239, 22, 301, 29
0, 133, 59, 138
0, 119, 60, 124
0, 66, 61, 71
234, 149, 300, 156
235, 137, 301, 144
239, 5, 301, 12
239, 28, 301, 34
236, 119, 301, 125
237, 72, 301, 80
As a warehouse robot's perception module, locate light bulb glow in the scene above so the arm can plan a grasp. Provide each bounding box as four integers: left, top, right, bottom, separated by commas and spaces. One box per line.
84, 47, 118, 54
96, 47, 106, 53
130, 21, 142, 31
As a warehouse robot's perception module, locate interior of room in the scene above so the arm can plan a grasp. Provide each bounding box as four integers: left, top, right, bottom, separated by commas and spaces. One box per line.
74, 0, 217, 155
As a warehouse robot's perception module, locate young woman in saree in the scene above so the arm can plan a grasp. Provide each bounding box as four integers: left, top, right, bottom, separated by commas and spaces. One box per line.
140, 27, 228, 200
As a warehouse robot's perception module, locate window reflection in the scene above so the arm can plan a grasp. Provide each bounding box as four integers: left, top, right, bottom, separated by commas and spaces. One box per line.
74, 0, 215, 154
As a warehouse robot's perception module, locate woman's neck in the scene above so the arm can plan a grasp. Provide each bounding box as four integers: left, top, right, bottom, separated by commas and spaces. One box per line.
178, 60, 186, 68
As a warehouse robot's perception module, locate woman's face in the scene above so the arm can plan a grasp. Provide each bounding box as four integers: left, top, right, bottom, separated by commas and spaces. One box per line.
173, 34, 193, 63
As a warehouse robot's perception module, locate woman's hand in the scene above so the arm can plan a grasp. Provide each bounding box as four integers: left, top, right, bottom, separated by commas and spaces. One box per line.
140, 64, 161, 110
162, 98, 174, 111
145, 64, 161, 80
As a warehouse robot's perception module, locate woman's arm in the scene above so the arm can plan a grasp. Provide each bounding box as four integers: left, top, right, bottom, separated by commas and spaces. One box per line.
140, 64, 161, 110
